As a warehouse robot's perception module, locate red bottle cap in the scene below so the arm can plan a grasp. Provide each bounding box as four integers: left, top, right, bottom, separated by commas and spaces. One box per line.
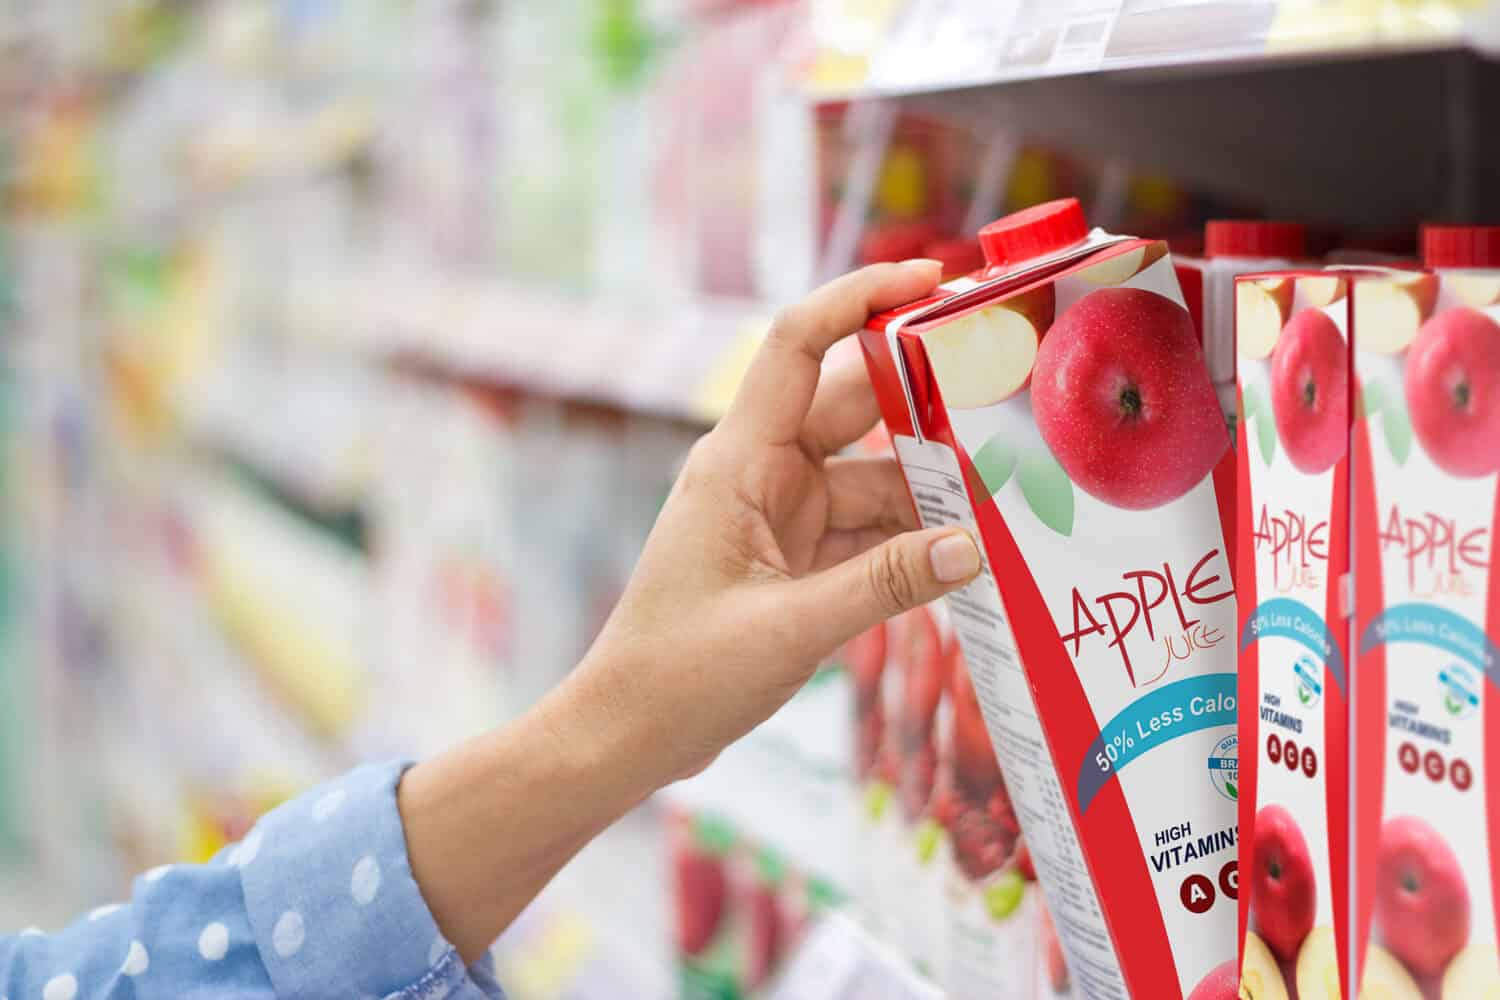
1204, 220, 1306, 260
923, 237, 985, 278
1421, 225, 1500, 268
978, 198, 1088, 267
858, 220, 940, 265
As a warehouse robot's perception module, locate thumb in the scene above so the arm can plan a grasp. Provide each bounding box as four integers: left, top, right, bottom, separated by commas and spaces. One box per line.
791, 527, 982, 653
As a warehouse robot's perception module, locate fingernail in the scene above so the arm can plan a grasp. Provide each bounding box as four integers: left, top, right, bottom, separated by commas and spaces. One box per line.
904, 258, 942, 271
930, 531, 980, 583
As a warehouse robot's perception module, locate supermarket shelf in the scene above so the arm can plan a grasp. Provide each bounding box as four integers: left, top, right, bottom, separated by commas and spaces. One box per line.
179, 467, 371, 740
804, 1, 1495, 99
906, 45, 1500, 228
287, 277, 778, 426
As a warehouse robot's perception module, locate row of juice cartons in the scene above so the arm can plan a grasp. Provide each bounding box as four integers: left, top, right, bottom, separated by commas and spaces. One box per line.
847, 200, 1498, 999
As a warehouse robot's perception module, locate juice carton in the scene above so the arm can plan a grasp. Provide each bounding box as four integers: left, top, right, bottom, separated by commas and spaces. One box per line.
1177, 220, 1308, 427
1352, 225, 1500, 1000
858, 198, 1239, 999
935, 649, 1046, 997
1234, 267, 1364, 999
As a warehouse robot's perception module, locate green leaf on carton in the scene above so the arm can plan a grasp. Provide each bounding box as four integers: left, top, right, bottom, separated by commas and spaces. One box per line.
1382, 387, 1413, 466
1241, 383, 1261, 422
1225, 781, 1237, 800
984, 871, 1027, 922
1255, 404, 1277, 467
914, 818, 945, 865
972, 433, 1018, 495
1356, 378, 1383, 421
1018, 449, 1074, 537
864, 781, 892, 821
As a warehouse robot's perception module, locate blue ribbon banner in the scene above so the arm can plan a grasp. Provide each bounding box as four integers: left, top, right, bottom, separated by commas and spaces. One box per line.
1238, 597, 1347, 695
1076, 673, 1237, 814
1360, 602, 1499, 691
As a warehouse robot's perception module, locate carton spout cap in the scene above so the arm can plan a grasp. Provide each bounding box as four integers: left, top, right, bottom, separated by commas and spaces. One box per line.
1204, 220, 1305, 260
1422, 225, 1500, 268
978, 198, 1088, 267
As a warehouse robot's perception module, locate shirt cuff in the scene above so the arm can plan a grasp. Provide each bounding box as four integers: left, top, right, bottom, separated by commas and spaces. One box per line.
237, 760, 504, 1000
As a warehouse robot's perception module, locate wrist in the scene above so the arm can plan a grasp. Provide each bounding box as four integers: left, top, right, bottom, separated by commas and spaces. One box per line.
545, 647, 683, 805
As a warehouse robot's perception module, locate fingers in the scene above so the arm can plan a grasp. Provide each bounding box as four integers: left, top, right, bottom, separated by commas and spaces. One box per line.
801, 360, 882, 458
782, 527, 980, 654
810, 525, 897, 573
824, 456, 917, 533
722, 260, 941, 447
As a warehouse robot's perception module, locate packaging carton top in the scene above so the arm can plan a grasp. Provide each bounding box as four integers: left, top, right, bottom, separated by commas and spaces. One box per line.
1421, 224, 1500, 269
1203, 219, 1305, 260
977, 198, 1087, 267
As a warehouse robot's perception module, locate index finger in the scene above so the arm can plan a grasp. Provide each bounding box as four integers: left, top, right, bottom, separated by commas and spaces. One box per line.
721, 259, 940, 447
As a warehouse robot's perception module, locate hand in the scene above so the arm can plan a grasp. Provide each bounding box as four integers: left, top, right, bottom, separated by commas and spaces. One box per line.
399, 261, 982, 961
574, 259, 982, 784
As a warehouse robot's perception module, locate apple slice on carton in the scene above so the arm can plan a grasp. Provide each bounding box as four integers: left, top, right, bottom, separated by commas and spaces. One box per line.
1360, 944, 1422, 1000
1300, 274, 1348, 308
1237, 278, 1294, 359
1294, 926, 1342, 1000
1448, 272, 1500, 308
922, 286, 1055, 408
1358, 272, 1439, 354
1442, 943, 1500, 1000
1241, 930, 1290, 1000
1076, 242, 1168, 286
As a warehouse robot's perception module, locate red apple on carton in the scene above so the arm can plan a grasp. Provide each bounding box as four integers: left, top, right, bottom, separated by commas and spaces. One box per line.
950, 652, 1001, 800
1251, 804, 1317, 961
1357, 273, 1439, 354
1376, 816, 1470, 979
896, 607, 947, 819
1270, 308, 1348, 474
1015, 840, 1036, 881
1237, 278, 1295, 360
745, 883, 783, 988
848, 623, 888, 779
1076, 241, 1169, 286
949, 805, 1015, 881
1404, 307, 1500, 478
1187, 959, 1239, 1000
674, 841, 727, 957
923, 285, 1056, 408
1032, 287, 1227, 510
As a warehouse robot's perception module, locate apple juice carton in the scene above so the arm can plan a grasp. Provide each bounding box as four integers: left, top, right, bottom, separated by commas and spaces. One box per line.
1234, 266, 1363, 999
857, 197, 1239, 999
935, 648, 1045, 998
1352, 225, 1500, 1000
1177, 220, 1308, 428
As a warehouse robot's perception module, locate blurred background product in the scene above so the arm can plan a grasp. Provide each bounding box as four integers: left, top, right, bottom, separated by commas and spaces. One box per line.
2, 1, 1498, 995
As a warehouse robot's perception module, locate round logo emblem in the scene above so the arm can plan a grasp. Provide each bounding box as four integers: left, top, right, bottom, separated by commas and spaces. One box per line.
1209, 734, 1239, 802
1293, 654, 1323, 709
1440, 663, 1479, 720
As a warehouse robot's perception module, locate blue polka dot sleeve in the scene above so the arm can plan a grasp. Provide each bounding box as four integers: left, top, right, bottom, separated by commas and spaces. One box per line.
0, 762, 506, 999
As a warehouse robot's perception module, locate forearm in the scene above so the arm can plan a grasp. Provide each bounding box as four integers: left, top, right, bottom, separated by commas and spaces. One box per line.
398, 653, 667, 962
